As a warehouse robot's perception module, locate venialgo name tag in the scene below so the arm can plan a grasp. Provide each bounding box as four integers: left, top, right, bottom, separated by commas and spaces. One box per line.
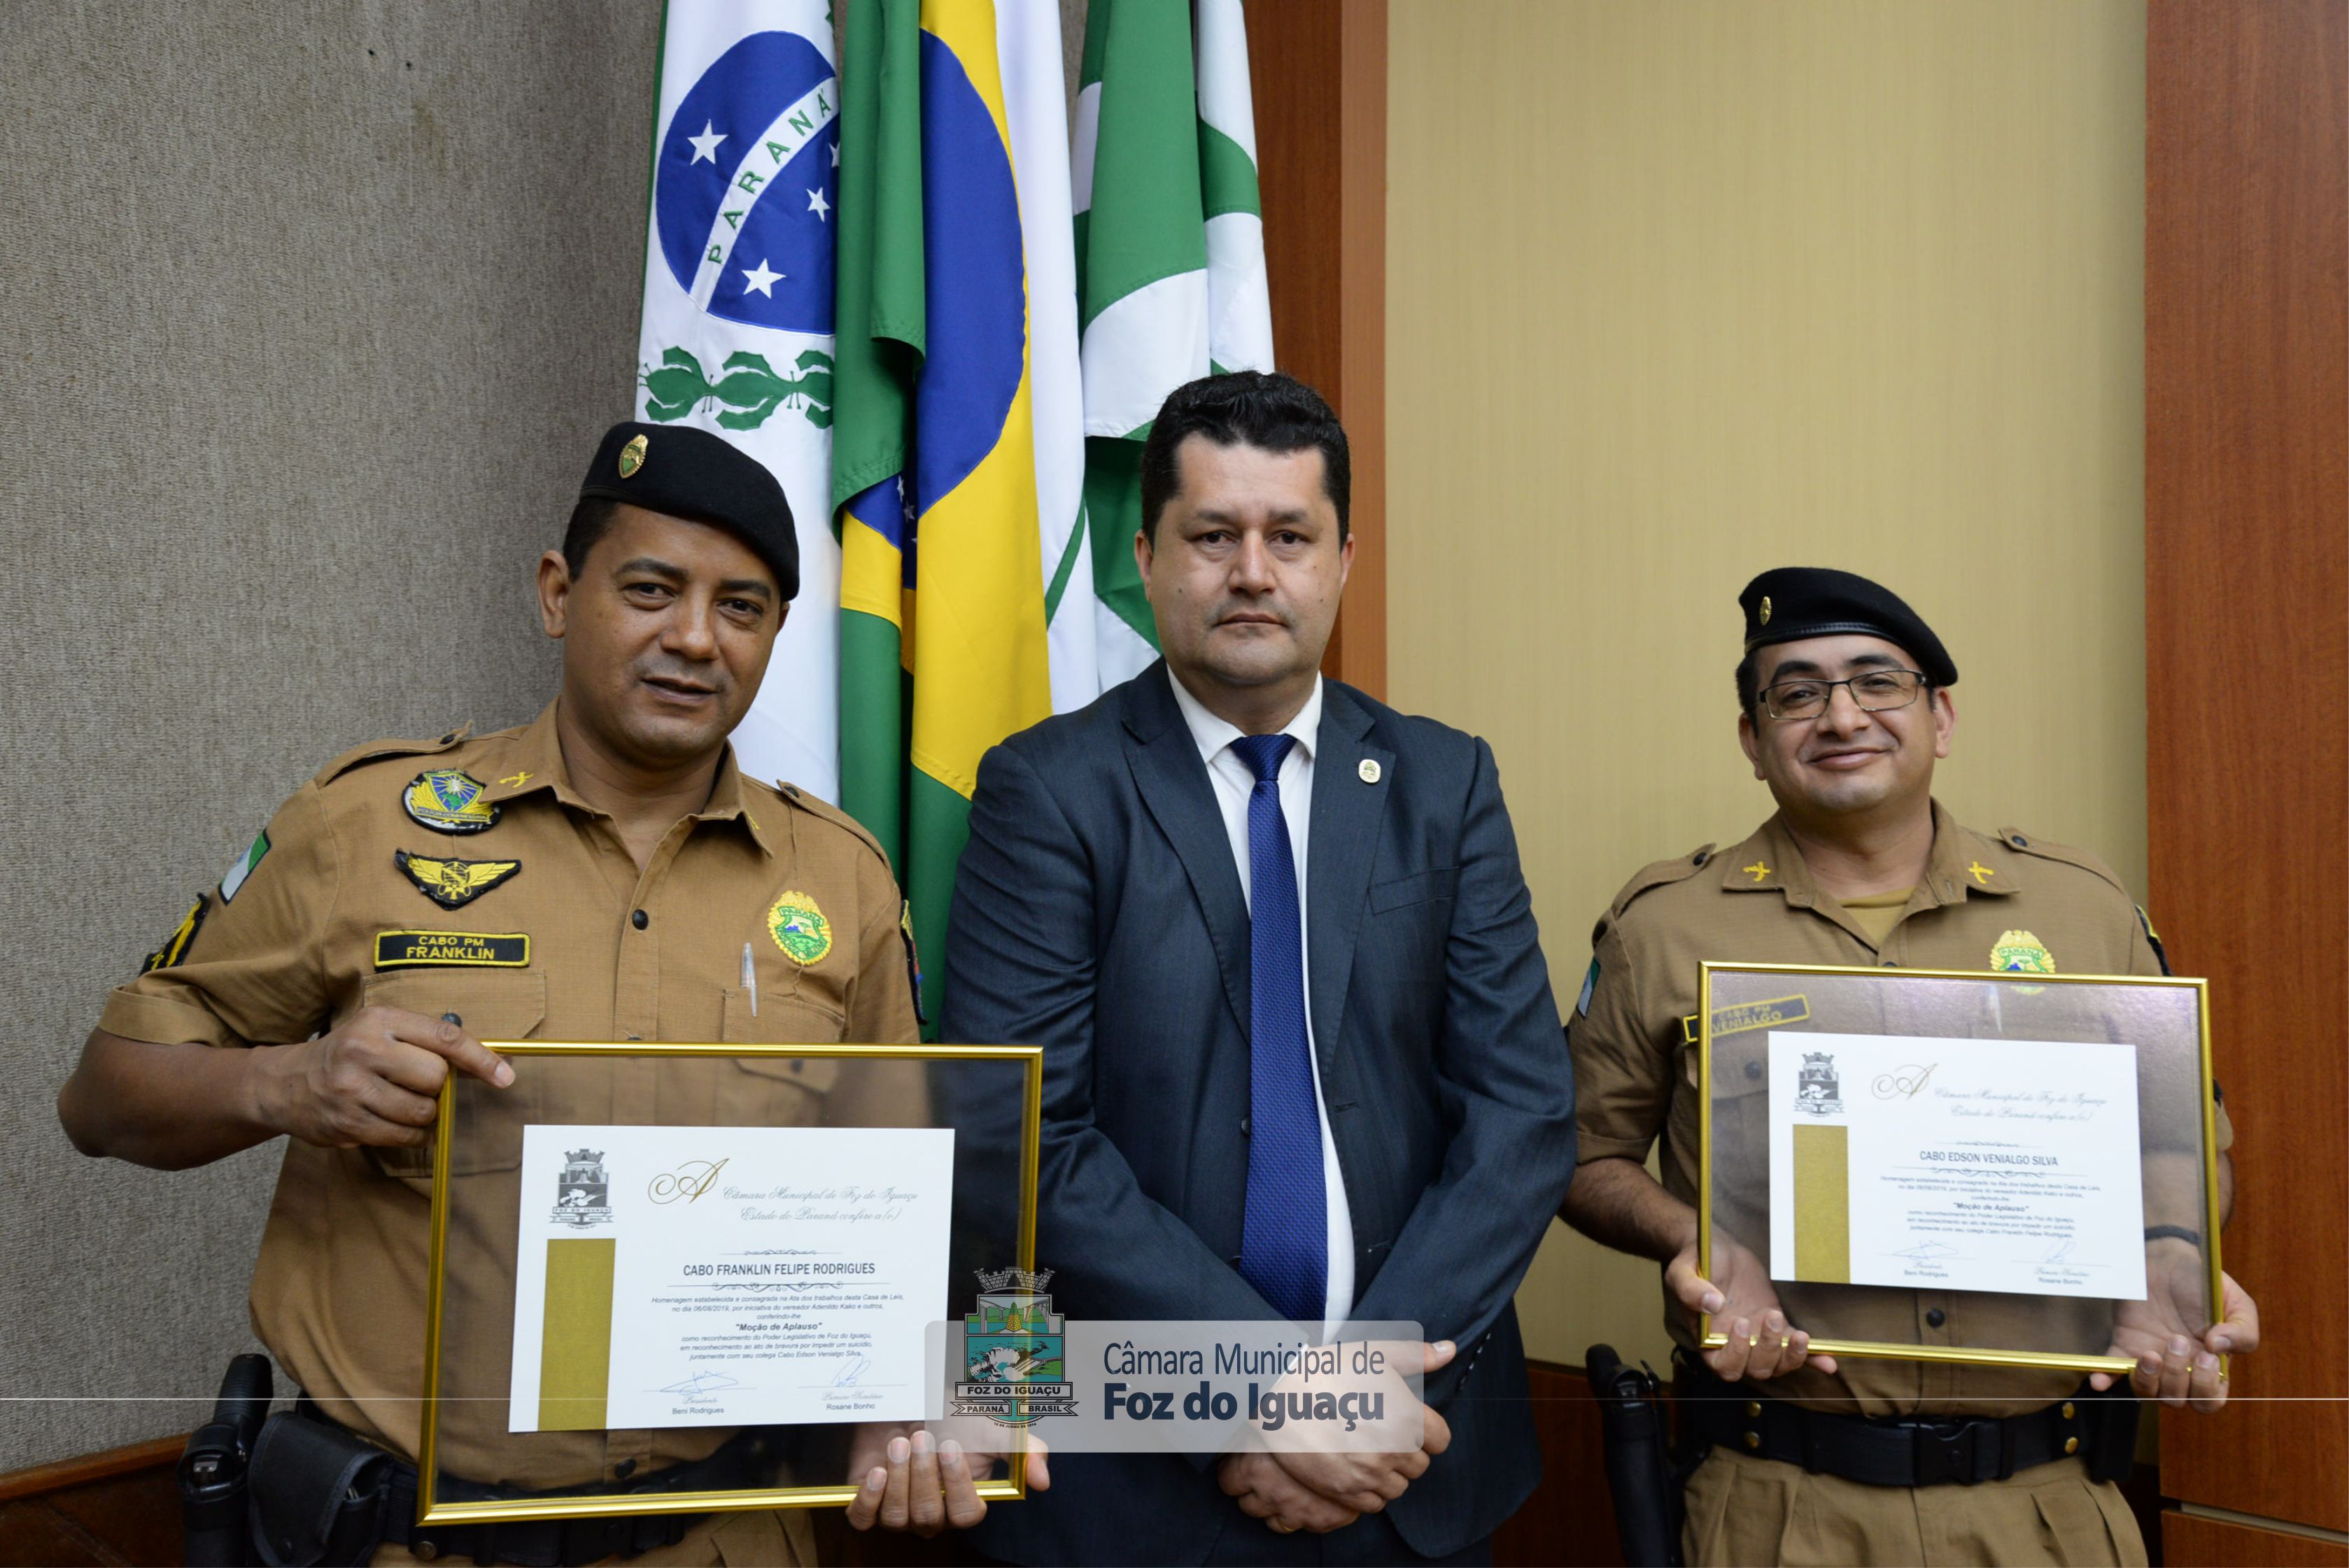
375, 930, 530, 968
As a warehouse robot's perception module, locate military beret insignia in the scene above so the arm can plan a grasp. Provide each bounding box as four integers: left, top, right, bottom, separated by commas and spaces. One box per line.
619, 432, 649, 478
396, 849, 521, 910
767, 889, 833, 966
402, 769, 500, 834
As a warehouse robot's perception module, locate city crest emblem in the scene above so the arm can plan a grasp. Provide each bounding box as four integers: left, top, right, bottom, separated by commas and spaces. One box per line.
950, 1269, 1078, 1427
551, 1149, 614, 1227
402, 770, 500, 835
1796, 1051, 1844, 1116
767, 889, 832, 966
1991, 930, 2056, 975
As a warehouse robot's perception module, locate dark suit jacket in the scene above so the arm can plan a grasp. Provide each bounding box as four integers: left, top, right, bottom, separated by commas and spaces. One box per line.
945, 664, 1576, 1565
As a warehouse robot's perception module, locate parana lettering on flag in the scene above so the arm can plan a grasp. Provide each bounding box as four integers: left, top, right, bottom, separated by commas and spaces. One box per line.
833, 0, 1059, 1033
1073, 0, 1274, 684
634, 0, 842, 800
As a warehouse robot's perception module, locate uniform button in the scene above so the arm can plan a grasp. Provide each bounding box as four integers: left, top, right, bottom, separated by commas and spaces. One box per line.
2010, 833, 2029, 848
2064, 1436, 2080, 1455
1239, 1116, 1251, 1137
1926, 1308, 1946, 1328
626, 1034, 642, 1043
1692, 850, 1709, 867
784, 784, 801, 798
1742, 1431, 1761, 1450
1744, 1059, 1763, 1080
1744, 1400, 1762, 1418
412, 1541, 439, 1562
1882, 959, 1899, 968
632, 909, 649, 929
614, 1457, 636, 1480
2061, 1401, 2075, 1420
442, 1012, 463, 1028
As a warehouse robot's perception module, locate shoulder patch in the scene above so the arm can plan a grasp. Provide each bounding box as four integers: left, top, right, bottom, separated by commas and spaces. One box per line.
2136, 905, 2173, 976
142, 896, 209, 973
1994, 827, 2129, 895
763, 779, 894, 870
313, 726, 472, 787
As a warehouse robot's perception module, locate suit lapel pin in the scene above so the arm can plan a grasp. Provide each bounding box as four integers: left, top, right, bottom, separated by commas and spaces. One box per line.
1357, 758, 1381, 784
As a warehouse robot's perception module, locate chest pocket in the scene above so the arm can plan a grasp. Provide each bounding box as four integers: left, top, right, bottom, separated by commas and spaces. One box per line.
1369, 867, 1458, 914
719, 987, 843, 1128
355, 970, 546, 1180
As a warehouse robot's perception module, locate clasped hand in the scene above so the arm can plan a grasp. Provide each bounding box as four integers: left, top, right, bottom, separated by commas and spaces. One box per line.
1216, 1339, 1455, 1534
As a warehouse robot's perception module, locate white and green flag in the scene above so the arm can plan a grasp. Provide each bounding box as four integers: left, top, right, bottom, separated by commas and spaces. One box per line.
1074, 0, 1273, 683
633, 1, 842, 796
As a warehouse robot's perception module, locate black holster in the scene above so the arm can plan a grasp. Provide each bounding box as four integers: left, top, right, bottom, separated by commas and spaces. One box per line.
181, 1353, 274, 1567
1587, 1343, 1686, 1568
2076, 1381, 2141, 1485
245, 1408, 396, 1567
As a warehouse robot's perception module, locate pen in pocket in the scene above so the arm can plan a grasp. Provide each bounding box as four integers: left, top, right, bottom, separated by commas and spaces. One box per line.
741, 940, 758, 1017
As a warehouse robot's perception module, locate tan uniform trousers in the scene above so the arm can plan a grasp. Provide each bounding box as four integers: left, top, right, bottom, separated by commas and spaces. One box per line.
369, 1506, 814, 1567
1683, 1450, 2147, 1567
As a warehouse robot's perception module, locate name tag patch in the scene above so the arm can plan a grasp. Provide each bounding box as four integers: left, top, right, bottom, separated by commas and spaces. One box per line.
375, 930, 530, 969
1681, 994, 1811, 1044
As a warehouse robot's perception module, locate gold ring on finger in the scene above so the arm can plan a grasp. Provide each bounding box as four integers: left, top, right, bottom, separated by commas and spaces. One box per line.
1268, 1520, 1297, 1535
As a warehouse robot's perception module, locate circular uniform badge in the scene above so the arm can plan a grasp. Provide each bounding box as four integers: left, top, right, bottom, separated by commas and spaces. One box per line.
768, 889, 833, 966
402, 770, 501, 834
1990, 930, 2054, 975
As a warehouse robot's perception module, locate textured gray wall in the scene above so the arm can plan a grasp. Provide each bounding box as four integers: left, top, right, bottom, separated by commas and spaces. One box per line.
0, 1, 658, 1469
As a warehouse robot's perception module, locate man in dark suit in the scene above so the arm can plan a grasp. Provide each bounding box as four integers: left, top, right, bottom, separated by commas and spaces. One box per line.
946, 372, 1576, 1565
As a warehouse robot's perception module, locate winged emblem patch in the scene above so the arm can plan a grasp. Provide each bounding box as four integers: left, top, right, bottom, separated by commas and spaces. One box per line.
395, 849, 522, 910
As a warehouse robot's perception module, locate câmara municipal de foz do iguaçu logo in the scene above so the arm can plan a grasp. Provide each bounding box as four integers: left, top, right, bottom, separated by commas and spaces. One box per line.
949, 1269, 1078, 1427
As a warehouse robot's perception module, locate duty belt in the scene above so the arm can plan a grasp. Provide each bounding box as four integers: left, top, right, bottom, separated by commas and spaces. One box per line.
1677, 1362, 2136, 1488
282, 1398, 780, 1567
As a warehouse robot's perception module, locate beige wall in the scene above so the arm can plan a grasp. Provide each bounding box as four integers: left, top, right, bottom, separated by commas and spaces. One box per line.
1386, 0, 2149, 1369
0, 1, 654, 1468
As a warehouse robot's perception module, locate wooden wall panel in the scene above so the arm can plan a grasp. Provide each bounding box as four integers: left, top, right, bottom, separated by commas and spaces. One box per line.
1249, 0, 1386, 699
2164, 1512, 2349, 1568
1493, 1362, 1625, 1568
2145, 0, 2349, 1538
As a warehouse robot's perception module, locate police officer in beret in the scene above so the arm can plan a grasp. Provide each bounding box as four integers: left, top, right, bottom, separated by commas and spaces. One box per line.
59, 423, 1038, 1563
1558, 567, 2260, 1566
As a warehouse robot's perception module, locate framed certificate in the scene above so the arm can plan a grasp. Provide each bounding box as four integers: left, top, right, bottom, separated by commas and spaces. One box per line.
1697, 962, 2225, 1374
416, 1043, 1042, 1527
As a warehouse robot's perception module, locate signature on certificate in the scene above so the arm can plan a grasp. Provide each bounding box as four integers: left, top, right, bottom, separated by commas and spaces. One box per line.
1889, 1240, 1960, 1261
831, 1357, 873, 1387
656, 1370, 747, 1397
2039, 1238, 2077, 1264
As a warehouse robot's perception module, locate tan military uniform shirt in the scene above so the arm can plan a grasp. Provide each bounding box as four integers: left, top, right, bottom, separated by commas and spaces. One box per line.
1572, 802, 2231, 1418
101, 702, 921, 1487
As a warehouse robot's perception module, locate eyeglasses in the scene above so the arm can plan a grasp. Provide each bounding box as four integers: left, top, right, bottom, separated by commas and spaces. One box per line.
1761, 669, 1928, 721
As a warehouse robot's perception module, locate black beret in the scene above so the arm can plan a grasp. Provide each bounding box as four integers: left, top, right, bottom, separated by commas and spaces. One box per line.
578, 422, 798, 602
1738, 567, 1957, 686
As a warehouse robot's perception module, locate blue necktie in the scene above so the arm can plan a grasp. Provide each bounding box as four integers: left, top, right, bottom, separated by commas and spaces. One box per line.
1228, 733, 1326, 1325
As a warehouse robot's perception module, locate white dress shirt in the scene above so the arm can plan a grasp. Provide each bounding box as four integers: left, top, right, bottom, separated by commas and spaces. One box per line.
1166, 666, 1356, 1341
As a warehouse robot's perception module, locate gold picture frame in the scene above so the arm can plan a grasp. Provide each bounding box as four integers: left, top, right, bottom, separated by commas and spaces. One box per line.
1696, 961, 2225, 1376
417, 1041, 1045, 1528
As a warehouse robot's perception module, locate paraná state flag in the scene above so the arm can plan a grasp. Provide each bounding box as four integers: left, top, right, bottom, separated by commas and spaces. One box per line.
633, 0, 842, 798
1074, 0, 1274, 682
